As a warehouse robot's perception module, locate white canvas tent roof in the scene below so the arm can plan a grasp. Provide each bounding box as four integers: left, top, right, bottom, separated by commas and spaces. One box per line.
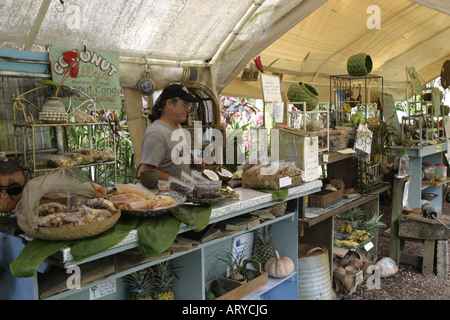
1, 0, 449, 101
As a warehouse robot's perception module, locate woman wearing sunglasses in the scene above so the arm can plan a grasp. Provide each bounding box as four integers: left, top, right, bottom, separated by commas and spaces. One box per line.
0, 159, 25, 216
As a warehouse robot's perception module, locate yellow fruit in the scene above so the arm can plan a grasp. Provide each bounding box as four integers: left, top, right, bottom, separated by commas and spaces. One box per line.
153, 290, 175, 300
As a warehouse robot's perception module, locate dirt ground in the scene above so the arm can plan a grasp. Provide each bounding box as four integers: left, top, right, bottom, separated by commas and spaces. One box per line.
339, 192, 450, 300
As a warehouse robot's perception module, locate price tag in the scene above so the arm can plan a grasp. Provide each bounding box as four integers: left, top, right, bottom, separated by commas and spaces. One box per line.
435, 145, 441, 152
89, 279, 116, 300
364, 241, 374, 252
323, 153, 329, 163
279, 176, 292, 188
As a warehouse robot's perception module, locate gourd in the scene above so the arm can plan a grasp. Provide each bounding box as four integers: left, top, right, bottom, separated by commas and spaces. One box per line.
264, 250, 295, 278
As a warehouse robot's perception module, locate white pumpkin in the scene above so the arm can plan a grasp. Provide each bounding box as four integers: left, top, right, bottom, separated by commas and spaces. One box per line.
264, 250, 295, 278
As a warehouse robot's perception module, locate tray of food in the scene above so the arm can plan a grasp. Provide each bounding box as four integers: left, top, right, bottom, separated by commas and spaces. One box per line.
107, 184, 185, 217
168, 174, 238, 205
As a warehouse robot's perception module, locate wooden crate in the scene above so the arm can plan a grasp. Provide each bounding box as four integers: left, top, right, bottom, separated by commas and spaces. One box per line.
308, 188, 344, 208
205, 259, 268, 300
205, 272, 268, 300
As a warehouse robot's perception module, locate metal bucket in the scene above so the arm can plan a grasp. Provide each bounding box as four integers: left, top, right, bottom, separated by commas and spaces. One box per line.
298, 244, 333, 300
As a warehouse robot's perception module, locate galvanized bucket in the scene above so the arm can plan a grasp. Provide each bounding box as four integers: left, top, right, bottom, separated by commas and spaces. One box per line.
298, 244, 333, 300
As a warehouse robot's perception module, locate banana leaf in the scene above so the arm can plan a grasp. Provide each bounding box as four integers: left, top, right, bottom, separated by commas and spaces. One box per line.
171, 204, 211, 232
256, 189, 289, 202
69, 216, 139, 261
137, 214, 181, 256
10, 239, 73, 278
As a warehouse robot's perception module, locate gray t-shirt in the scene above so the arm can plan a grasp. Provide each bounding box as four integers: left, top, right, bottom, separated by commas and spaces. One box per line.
141, 120, 191, 177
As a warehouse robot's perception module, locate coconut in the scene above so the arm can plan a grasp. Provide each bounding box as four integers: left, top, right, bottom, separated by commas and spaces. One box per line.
344, 265, 359, 275
330, 178, 345, 189
216, 167, 233, 182
202, 169, 220, 181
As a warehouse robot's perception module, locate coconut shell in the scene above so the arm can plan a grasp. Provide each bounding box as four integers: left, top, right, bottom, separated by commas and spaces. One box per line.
330, 178, 345, 189
345, 265, 359, 275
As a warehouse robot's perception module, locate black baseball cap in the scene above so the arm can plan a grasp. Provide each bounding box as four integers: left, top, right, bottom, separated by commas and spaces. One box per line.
158, 83, 201, 102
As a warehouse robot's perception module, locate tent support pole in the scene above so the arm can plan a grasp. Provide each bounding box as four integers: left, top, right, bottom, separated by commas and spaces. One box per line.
208, 0, 265, 67
24, 0, 52, 51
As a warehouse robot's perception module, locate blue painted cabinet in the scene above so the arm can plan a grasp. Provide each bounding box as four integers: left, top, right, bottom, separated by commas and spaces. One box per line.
0, 183, 321, 300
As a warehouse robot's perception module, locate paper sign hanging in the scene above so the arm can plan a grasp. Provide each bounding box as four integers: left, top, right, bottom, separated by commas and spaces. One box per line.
260, 73, 282, 103
355, 124, 373, 158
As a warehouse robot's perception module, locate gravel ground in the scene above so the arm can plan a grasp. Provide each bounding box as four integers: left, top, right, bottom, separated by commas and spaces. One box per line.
339, 193, 450, 300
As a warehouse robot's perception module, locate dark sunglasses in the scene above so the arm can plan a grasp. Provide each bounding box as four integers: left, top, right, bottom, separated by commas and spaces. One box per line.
0, 184, 23, 196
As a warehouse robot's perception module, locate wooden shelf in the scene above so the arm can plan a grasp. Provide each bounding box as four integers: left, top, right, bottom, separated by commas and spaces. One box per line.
422, 178, 450, 187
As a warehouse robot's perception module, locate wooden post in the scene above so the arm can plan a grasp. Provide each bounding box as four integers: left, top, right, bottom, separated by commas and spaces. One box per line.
390, 176, 407, 263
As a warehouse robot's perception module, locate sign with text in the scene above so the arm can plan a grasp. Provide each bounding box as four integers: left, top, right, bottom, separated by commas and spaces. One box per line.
50, 45, 120, 109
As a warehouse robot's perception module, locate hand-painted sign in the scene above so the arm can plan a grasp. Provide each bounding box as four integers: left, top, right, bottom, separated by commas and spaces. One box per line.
50, 45, 120, 109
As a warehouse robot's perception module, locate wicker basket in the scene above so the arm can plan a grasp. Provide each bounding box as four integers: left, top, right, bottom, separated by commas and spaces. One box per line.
15, 167, 121, 241
308, 188, 344, 208
347, 53, 373, 76
242, 172, 302, 190
183, 83, 220, 126
17, 208, 121, 241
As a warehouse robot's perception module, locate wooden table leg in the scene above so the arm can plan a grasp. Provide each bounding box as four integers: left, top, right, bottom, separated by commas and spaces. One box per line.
422, 240, 436, 275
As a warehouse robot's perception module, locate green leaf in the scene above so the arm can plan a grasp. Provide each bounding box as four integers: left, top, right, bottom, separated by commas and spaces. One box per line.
69, 216, 139, 261
137, 214, 181, 256
171, 204, 212, 232
10, 239, 73, 278
257, 189, 289, 202
37, 79, 58, 87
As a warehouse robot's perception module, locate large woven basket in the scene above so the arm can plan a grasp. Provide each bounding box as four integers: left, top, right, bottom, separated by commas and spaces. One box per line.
242, 172, 302, 190
287, 82, 319, 111
16, 205, 121, 241
347, 53, 373, 76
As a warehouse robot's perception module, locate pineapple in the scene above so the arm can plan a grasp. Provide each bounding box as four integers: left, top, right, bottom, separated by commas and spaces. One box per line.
152, 261, 176, 300
125, 270, 154, 300
252, 226, 274, 271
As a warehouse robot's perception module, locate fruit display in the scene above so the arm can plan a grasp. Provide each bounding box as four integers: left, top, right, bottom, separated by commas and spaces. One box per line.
125, 261, 178, 300
109, 184, 177, 211
334, 229, 371, 249
152, 261, 176, 300
334, 208, 385, 249
252, 226, 274, 270
125, 270, 155, 300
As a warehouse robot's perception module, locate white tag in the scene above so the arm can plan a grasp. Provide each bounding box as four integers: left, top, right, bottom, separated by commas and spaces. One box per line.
279, 176, 292, 188
323, 153, 329, 163
364, 241, 374, 252
89, 279, 116, 300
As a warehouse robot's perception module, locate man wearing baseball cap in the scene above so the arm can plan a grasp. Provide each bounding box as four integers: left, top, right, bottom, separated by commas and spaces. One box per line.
140, 83, 204, 180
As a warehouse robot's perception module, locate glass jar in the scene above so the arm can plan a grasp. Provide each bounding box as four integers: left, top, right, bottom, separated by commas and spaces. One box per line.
422, 163, 435, 181
434, 164, 447, 182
